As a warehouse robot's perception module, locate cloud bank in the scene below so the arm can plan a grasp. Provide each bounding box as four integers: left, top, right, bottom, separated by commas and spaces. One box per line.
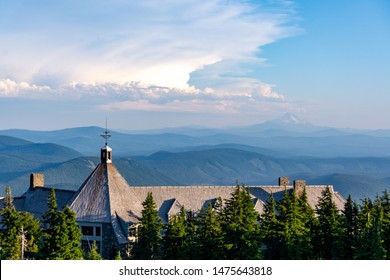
0, 0, 297, 118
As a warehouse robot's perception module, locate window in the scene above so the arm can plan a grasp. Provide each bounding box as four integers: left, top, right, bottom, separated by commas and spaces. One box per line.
95, 226, 101, 237
79, 223, 102, 254
81, 240, 91, 251
129, 226, 137, 237
81, 226, 93, 236
128, 224, 138, 243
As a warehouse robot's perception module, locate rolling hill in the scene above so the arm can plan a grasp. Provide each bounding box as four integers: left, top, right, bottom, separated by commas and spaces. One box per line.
2, 114, 390, 157
1, 114, 390, 201
135, 148, 390, 200
2, 156, 179, 197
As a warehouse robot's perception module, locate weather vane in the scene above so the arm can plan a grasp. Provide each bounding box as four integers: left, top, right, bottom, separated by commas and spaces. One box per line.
100, 119, 111, 146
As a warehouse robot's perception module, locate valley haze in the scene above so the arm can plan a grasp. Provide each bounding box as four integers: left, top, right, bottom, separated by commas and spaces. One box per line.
1, 113, 389, 202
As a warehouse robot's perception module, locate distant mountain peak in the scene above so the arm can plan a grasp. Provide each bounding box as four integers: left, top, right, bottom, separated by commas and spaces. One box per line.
270, 113, 309, 126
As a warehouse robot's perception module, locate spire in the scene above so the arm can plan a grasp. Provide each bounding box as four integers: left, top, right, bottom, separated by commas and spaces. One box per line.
100, 120, 112, 163
100, 119, 111, 146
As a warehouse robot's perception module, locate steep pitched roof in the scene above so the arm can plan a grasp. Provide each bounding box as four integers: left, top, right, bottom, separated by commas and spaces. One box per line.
68, 162, 144, 244
69, 164, 111, 223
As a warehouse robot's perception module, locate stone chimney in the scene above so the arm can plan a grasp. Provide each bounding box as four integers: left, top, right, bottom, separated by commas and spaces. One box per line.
279, 177, 290, 186
293, 180, 306, 196
30, 173, 44, 190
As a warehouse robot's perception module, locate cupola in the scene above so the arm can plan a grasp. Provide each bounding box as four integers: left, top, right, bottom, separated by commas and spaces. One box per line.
101, 145, 112, 163
100, 126, 112, 163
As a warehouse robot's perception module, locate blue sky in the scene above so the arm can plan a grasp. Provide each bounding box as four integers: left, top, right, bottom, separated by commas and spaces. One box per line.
0, 0, 389, 130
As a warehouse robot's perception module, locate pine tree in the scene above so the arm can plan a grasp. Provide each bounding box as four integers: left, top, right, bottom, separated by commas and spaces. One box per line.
41, 188, 82, 259
0, 186, 21, 260
260, 193, 282, 259
196, 203, 224, 259
115, 250, 122, 260
41, 188, 59, 258
313, 186, 343, 259
355, 197, 386, 259
84, 241, 103, 260
183, 210, 199, 259
162, 207, 188, 259
341, 195, 359, 259
380, 190, 390, 259
0, 186, 41, 260
132, 192, 163, 259
222, 184, 262, 259
62, 206, 83, 259
297, 187, 315, 259
277, 190, 309, 259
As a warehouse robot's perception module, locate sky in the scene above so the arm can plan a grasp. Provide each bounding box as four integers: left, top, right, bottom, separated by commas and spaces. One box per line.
0, 0, 389, 130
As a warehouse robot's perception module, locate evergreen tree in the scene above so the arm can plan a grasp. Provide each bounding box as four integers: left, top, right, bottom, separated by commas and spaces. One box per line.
183, 210, 199, 259
61, 206, 83, 259
41, 188, 82, 259
277, 190, 309, 259
115, 250, 122, 260
341, 195, 359, 259
260, 193, 282, 259
84, 241, 103, 260
196, 203, 225, 259
313, 186, 343, 259
0, 186, 21, 260
41, 188, 60, 259
132, 192, 163, 259
0, 186, 41, 260
380, 190, 390, 259
222, 185, 262, 260
355, 197, 386, 259
162, 207, 188, 259
297, 187, 315, 259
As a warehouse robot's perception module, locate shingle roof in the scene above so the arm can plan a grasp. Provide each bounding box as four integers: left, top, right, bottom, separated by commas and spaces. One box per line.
2, 161, 346, 246
69, 164, 111, 223
68, 163, 144, 244
127, 185, 345, 220
12, 187, 75, 219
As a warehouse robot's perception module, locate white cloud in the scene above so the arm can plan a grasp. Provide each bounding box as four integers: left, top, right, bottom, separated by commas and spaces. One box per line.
0, 79, 51, 97
0, 0, 298, 126
0, 77, 287, 116
0, 0, 296, 90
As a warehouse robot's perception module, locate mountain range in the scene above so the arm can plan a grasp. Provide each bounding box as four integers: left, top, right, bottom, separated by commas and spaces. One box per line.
1, 113, 389, 200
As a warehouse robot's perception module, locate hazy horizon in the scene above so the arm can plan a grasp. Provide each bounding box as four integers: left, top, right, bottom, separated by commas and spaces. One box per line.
1, 1, 389, 131
0, 112, 384, 132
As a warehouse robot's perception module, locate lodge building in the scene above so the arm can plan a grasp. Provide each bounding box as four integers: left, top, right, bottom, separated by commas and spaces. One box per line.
2, 134, 345, 259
